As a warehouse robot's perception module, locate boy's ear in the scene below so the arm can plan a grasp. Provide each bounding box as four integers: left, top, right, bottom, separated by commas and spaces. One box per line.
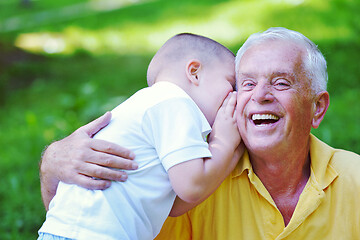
185, 60, 201, 86
312, 91, 330, 129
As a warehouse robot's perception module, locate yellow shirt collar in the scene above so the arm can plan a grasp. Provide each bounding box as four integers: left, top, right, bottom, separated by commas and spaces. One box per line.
232, 134, 338, 190
231, 149, 251, 178
309, 134, 338, 189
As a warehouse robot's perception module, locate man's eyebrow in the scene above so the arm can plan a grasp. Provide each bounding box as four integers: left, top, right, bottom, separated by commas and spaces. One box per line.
272, 71, 296, 79
237, 73, 254, 79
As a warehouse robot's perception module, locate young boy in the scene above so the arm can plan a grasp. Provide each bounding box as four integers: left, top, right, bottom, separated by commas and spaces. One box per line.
38, 33, 242, 240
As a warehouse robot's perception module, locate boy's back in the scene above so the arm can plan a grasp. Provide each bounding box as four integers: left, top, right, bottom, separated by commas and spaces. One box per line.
39, 81, 212, 239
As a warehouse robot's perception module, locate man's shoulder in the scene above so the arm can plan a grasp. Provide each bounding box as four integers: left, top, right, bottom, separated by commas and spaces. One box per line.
330, 149, 360, 182
311, 135, 360, 173
331, 149, 360, 165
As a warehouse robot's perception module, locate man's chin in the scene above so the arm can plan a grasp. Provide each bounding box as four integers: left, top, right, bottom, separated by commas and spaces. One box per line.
244, 136, 281, 155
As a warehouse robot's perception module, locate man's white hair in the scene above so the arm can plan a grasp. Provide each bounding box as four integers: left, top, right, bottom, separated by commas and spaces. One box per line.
235, 27, 328, 94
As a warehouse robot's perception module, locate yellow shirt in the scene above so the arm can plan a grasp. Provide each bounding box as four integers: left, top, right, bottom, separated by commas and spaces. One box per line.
156, 135, 360, 240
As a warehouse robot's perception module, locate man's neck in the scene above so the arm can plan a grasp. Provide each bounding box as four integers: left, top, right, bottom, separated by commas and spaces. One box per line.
249, 146, 311, 226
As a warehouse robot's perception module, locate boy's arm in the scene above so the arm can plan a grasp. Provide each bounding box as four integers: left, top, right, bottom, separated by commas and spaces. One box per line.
39, 112, 137, 210
169, 196, 198, 217
169, 142, 244, 217
168, 92, 244, 215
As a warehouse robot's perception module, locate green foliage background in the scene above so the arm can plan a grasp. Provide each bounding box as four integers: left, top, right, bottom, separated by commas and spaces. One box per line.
0, 0, 359, 238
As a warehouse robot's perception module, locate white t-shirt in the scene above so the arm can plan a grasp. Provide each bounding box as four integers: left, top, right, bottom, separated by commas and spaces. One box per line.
39, 81, 212, 240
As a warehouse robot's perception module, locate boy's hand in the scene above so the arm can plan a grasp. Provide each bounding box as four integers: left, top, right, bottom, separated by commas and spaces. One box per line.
208, 92, 241, 151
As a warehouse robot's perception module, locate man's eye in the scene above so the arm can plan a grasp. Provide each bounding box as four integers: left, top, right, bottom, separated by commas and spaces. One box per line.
274, 79, 290, 90
242, 81, 254, 87
241, 81, 255, 90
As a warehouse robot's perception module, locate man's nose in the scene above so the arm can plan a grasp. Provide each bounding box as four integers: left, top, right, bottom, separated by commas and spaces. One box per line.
251, 82, 274, 103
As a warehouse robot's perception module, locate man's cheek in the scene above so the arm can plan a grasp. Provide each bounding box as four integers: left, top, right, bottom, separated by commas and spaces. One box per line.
236, 112, 245, 134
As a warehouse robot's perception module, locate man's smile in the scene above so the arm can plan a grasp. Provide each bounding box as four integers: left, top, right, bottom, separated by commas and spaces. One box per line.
250, 113, 280, 126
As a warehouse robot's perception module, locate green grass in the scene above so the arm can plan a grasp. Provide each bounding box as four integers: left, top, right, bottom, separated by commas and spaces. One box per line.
0, 0, 359, 239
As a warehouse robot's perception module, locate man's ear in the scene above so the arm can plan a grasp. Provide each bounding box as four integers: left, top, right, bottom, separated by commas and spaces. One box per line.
185, 60, 201, 86
312, 91, 330, 129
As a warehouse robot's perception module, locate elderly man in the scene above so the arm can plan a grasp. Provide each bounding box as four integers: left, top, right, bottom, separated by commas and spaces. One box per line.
40, 28, 360, 239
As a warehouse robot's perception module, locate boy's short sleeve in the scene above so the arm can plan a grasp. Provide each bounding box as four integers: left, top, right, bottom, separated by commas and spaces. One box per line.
142, 97, 212, 171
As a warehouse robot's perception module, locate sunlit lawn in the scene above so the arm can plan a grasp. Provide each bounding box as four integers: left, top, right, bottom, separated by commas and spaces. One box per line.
0, 0, 359, 238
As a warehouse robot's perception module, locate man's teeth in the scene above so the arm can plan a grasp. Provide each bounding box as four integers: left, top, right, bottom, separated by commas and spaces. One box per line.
252, 114, 279, 121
